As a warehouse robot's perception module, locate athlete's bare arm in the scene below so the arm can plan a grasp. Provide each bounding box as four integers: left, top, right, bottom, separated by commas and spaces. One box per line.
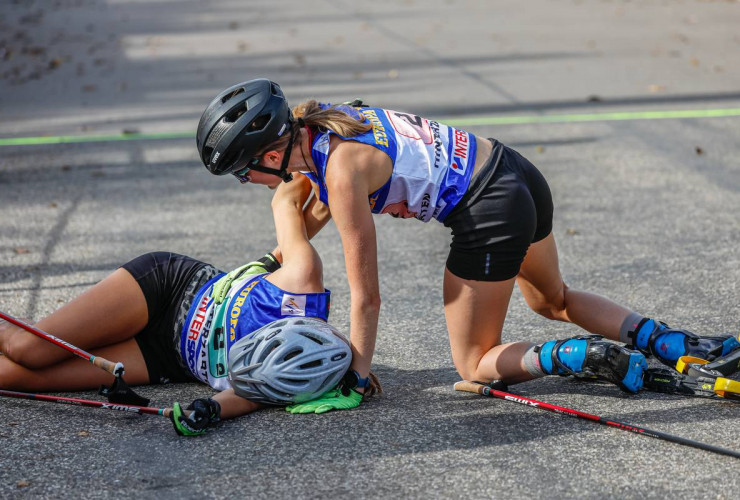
270, 175, 331, 264
303, 185, 332, 240
265, 174, 324, 294
323, 140, 387, 381
211, 388, 262, 419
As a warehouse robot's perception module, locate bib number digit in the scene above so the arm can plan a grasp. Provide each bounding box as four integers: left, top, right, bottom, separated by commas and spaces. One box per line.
388, 111, 433, 144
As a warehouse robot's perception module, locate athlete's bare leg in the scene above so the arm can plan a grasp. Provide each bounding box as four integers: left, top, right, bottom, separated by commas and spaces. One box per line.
444, 270, 534, 382
0, 338, 149, 391
443, 231, 638, 383
516, 233, 634, 340
0, 268, 148, 370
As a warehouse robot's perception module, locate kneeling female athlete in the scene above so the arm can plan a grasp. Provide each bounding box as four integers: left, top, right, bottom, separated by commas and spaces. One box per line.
0, 178, 371, 435
196, 79, 739, 411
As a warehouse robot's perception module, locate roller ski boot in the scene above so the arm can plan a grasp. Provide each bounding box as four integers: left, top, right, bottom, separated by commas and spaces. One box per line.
537, 335, 648, 393
627, 318, 740, 367
643, 347, 740, 401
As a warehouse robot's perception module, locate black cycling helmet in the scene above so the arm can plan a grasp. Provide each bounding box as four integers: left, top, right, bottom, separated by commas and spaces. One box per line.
197, 79, 295, 181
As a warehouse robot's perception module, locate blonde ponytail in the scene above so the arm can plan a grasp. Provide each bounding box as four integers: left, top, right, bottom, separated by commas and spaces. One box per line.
294, 100, 372, 136
261, 100, 372, 153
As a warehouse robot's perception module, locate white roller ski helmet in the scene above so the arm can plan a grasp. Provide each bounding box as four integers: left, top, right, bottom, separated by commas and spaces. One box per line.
227, 317, 352, 405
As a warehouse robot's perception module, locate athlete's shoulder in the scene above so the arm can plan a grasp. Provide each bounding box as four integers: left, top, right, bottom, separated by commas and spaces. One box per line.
325, 138, 392, 196
329, 137, 390, 171
328, 134, 377, 158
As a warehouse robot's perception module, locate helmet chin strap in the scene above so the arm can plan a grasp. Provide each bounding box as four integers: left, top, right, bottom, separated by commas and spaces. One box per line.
247, 163, 292, 181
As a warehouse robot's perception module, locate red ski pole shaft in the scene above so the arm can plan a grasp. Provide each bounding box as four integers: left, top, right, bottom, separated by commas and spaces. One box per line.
454, 381, 740, 460
0, 389, 174, 417
0, 310, 122, 376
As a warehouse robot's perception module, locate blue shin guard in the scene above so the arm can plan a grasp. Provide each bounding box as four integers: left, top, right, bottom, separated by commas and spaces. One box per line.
538, 336, 647, 393
630, 319, 740, 366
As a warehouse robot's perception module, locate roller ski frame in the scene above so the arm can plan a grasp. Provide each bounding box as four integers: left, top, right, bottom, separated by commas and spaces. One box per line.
574, 340, 740, 400
643, 348, 740, 401
642, 369, 740, 401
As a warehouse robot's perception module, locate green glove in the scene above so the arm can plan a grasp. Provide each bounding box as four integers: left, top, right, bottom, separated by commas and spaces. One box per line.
212, 253, 281, 304
285, 388, 363, 414
169, 398, 221, 437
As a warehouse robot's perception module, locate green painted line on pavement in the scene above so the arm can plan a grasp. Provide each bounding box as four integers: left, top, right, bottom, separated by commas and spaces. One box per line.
443, 107, 740, 127
0, 131, 193, 147
1, 108, 740, 147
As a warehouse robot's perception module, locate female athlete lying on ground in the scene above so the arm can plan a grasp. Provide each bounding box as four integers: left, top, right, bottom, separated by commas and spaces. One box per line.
0, 177, 377, 435
195, 79, 739, 411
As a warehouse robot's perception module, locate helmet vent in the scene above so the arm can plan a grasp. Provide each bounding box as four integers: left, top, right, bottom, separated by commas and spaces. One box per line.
222, 87, 245, 103
279, 377, 308, 386
257, 339, 282, 363
270, 82, 282, 96
223, 105, 248, 124
247, 114, 270, 132
282, 348, 303, 361
299, 359, 323, 369
303, 332, 328, 345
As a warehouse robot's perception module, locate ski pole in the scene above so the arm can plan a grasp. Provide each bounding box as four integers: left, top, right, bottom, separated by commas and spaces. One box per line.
454, 380, 740, 460
0, 389, 175, 417
0, 310, 149, 406
0, 310, 122, 375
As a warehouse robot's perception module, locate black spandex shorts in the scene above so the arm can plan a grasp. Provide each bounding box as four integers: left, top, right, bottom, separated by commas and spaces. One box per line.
443, 139, 554, 281
121, 252, 220, 384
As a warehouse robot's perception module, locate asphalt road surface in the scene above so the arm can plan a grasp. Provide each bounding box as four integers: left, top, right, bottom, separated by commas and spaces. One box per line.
1, 1, 739, 498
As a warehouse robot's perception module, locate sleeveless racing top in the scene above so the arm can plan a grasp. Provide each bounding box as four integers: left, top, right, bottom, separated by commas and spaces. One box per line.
179, 272, 331, 391
301, 105, 477, 222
